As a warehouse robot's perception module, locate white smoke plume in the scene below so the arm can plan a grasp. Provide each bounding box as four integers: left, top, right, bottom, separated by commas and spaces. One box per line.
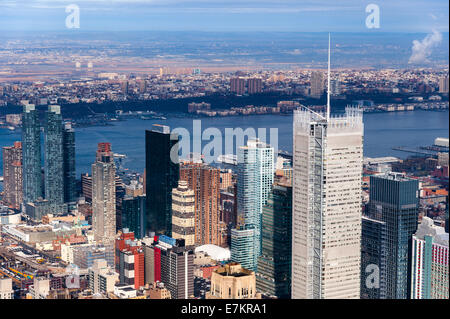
408, 30, 442, 64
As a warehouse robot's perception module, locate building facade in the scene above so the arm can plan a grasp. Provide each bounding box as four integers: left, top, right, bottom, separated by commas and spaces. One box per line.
22, 104, 42, 204
63, 122, 77, 204
179, 162, 220, 245
145, 124, 179, 236
292, 107, 364, 299
171, 181, 195, 247
2, 142, 23, 210
411, 217, 448, 299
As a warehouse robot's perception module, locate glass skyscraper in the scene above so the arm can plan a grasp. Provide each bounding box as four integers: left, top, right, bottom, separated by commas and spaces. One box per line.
231, 139, 274, 272
145, 124, 179, 236
256, 179, 292, 299
63, 122, 77, 204
44, 105, 64, 207
122, 195, 146, 240
366, 172, 419, 299
22, 104, 42, 204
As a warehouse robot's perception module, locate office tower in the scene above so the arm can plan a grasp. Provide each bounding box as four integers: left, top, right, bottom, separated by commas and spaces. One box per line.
360, 216, 387, 299
310, 71, 324, 98
143, 238, 161, 285
121, 195, 146, 240
158, 236, 194, 299
2, 142, 23, 210
206, 262, 261, 299
411, 217, 449, 299
121, 80, 129, 94
44, 105, 64, 208
247, 78, 262, 94
330, 78, 341, 96
256, 178, 292, 299
179, 162, 220, 245
171, 181, 195, 247
230, 77, 246, 95
439, 75, 449, 93
231, 139, 274, 271
0, 278, 14, 299
88, 259, 119, 295
22, 104, 42, 204
81, 173, 92, 202
92, 143, 116, 246
292, 106, 363, 299
145, 124, 179, 236
115, 230, 145, 290
63, 123, 77, 204
366, 173, 419, 299
292, 37, 364, 299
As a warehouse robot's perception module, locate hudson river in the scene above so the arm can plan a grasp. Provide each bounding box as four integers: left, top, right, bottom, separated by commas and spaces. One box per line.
0, 110, 448, 176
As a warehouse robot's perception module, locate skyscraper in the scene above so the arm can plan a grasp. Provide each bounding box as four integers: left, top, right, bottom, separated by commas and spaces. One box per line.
22, 104, 42, 204
247, 78, 262, 94
310, 71, 324, 98
44, 105, 64, 207
171, 181, 195, 247
145, 124, 179, 236
439, 75, 449, 94
411, 217, 449, 299
121, 195, 146, 240
63, 122, 77, 204
179, 162, 220, 245
231, 139, 274, 271
292, 36, 364, 299
366, 173, 419, 299
92, 143, 116, 246
256, 178, 292, 299
2, 142, 23, 210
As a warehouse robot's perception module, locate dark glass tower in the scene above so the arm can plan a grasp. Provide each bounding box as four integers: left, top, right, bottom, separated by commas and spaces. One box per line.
22, 104, 42, 204
256, 180, 292, 299
363, 173, 419, 299
44, 105, 64, 206
63, 122, 77, 204
145, 124, 179, 236
122, 195, 146, 239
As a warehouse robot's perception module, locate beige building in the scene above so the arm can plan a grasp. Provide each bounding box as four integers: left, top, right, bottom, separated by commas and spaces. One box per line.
92, 143, 116, 246
292, 106, 363, 299
171, 181, 195, 247
146, 282, 171, 299
206, 262, 261, 299
88, 259, 118, 295
0, 278, 14, 299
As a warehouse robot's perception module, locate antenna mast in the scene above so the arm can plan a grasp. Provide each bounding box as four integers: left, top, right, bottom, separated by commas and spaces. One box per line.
326, 33, 331, 122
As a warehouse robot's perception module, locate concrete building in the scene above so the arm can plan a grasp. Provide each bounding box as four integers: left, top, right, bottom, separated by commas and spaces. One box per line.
0, 278, 14, 299
292, 106, 364, 299
88, 259, 119, 295
171, 181, 195, 247
2, 142, 23, 210
206, 262, 261, 299
180, 163, 220, 246
92, 143, 116, 246
310, 71, 324, 98
411, 217, 449, 299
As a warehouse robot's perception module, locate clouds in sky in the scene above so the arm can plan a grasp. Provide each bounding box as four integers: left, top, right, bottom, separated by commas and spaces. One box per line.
409, 30, 443, 64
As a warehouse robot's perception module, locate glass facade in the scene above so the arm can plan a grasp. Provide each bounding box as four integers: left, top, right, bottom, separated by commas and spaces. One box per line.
256, 182, 292, 299
145, 125, 179, 236
366, 173, 419, 299
122, 195, 146, 239
63, 123, 77, 204
44, 105, 64, 206
22, 104, 42, 204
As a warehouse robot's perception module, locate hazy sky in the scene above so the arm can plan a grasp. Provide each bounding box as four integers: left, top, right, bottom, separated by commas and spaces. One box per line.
0, 0, 448, 32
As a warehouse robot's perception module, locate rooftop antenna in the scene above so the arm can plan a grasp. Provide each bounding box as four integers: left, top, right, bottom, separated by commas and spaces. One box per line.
326, 33, 331, 122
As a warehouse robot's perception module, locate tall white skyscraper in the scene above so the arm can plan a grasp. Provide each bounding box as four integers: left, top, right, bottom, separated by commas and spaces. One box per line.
92, 143, 116, 246
231, 139, 274, 271
292, 35, 364, 299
